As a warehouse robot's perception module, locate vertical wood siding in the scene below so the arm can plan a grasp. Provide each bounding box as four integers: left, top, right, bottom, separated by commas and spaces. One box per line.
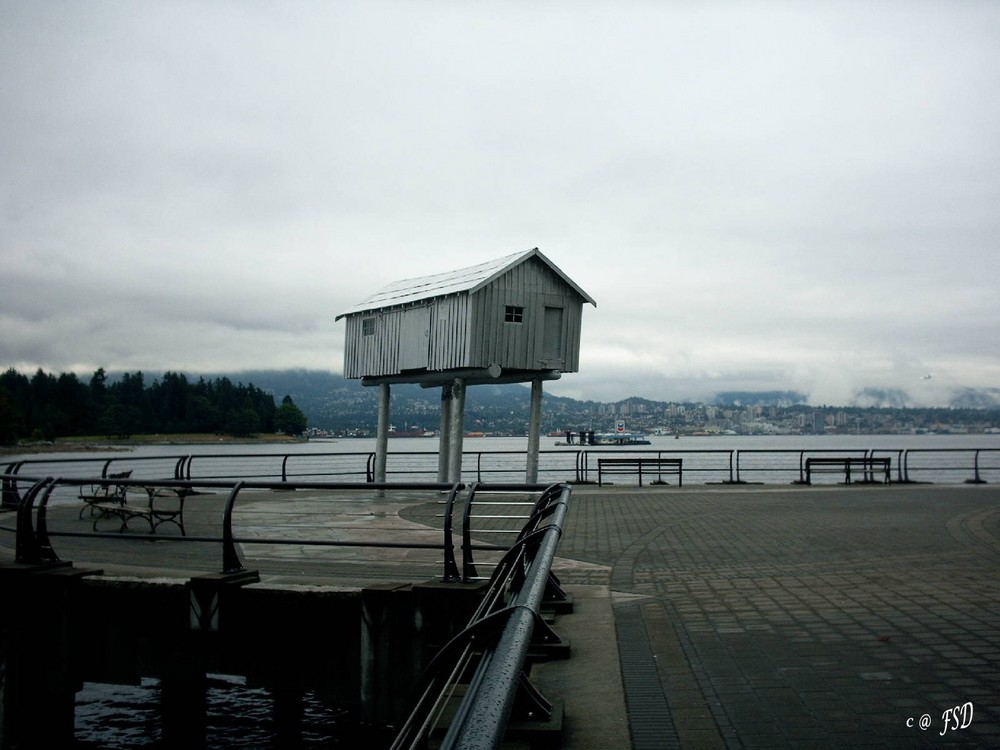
428, 294, 469, 371
342, 256, 586, 378
468, 257, 583, 372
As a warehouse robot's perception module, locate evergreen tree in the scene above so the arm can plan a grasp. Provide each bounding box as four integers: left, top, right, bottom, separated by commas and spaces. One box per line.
275, 395, 308, 436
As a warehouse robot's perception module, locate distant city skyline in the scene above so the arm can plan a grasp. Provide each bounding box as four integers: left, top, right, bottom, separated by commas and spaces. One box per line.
2, 2, 998, 407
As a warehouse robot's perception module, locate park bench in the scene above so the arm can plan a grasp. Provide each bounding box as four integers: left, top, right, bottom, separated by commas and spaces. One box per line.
78, 470, 132, 519
597, 457, 682, 487
89, 484, 189, 535
804, 457, 891, 485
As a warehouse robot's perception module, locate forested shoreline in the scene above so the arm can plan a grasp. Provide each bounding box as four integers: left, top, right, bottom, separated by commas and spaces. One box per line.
0, 368, 307, 445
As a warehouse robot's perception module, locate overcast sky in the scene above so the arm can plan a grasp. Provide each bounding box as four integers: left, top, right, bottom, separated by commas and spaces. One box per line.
2, 1, 998, 406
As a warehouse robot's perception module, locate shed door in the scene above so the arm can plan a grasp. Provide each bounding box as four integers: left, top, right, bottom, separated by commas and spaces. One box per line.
542, 306, 565, 366
399, 306, 431, 371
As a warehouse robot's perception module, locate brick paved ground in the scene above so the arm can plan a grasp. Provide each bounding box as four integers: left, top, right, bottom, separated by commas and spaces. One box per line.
557, 484, 1000, 749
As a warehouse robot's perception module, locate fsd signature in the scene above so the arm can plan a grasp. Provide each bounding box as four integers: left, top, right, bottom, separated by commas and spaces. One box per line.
906, 702, 973, 736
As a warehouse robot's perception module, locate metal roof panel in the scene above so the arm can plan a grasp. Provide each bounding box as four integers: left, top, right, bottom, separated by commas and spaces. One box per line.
336, 248, 595, 319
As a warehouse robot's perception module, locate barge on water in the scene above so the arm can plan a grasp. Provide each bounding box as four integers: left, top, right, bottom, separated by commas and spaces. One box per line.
554, 430, 651, 446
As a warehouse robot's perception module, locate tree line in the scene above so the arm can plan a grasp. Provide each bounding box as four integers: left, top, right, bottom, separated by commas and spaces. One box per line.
0, 368, 307, 445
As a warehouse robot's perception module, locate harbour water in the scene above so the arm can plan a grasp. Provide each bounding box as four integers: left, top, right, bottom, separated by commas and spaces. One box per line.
75, 676, 351, 749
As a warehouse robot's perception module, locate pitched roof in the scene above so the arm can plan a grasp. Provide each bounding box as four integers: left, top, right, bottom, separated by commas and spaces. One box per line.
335, 248, 596, 319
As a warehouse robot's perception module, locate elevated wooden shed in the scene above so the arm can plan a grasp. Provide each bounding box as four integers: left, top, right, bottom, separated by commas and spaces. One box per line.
337, 248, 595, 381
336, 249, 596, 482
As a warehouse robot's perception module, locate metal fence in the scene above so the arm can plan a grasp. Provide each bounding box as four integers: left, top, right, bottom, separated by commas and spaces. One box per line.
1, 473, 567, 586
390, 483, 570, 750
4, 445, 998, 500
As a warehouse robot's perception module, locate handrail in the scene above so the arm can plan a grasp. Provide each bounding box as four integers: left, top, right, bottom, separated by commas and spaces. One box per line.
3, 475, 466, 576
459, 482, 554, 583
580, 448, 735, 484
14, 476, 54, 564
900, 447, 1000, 484
0, 475, 556, 584
734, 448, 904, 484
4, 445, 997, 491
391, 483, 571, 750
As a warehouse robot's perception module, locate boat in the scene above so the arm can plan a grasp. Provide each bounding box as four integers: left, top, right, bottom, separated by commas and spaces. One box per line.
554, 430, 651, 446
590, 432, 651, 446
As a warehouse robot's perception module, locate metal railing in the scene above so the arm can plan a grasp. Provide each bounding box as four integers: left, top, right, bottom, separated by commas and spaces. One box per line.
391, 482, 570, 750
898, 448, 998, 484
4, 445, 998, 500
731, 448, 902, 484
579, 447, 735, 483
0, 474, 563, 585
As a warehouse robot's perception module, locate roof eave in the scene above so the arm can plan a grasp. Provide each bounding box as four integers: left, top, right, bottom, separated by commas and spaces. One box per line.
468, 248, 596, 306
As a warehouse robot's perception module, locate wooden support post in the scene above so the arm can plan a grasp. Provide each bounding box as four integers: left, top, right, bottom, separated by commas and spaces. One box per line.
161, 653, 207, 749
375, 382, 390, 494
526, 378, 543, 483
360, 584, 418, 729
272, 685, 305, 746
448, 378, 466, 483
0, 569, 84, 749
438, 383, 453, 482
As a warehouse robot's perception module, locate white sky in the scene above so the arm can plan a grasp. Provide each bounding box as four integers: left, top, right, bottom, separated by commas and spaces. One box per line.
2, 1, 998, 406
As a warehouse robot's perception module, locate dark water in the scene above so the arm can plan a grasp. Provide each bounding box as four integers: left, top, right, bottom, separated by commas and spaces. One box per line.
75, 675, 356, 749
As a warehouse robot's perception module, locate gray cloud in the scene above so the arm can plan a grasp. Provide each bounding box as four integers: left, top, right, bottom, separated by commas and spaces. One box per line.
2, 1, 998, 406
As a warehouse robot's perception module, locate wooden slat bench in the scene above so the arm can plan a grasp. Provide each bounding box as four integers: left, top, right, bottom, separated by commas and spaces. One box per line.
78, 470, 132, 519
804, 457, 891, 485
597, 457, 682, 487
90, 485, 189, 535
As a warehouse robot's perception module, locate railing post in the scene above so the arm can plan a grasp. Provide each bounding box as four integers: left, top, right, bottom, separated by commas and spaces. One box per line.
461, 484, 479, 582
1, 463, 24, 508
441, 484, 463, 582
965, 449, 986, 484
15, 477, 57, 565
221, 482, 252, 575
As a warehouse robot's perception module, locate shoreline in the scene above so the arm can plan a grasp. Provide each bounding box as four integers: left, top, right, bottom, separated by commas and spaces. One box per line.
1, 433, 309, 456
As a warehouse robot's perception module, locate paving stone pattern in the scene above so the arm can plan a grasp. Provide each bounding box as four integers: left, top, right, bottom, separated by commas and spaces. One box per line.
557, 484, 1000, 749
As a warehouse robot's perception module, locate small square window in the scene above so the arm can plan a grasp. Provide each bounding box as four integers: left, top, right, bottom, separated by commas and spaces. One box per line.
362, 317, 376, 336
504, 305, 524, 323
